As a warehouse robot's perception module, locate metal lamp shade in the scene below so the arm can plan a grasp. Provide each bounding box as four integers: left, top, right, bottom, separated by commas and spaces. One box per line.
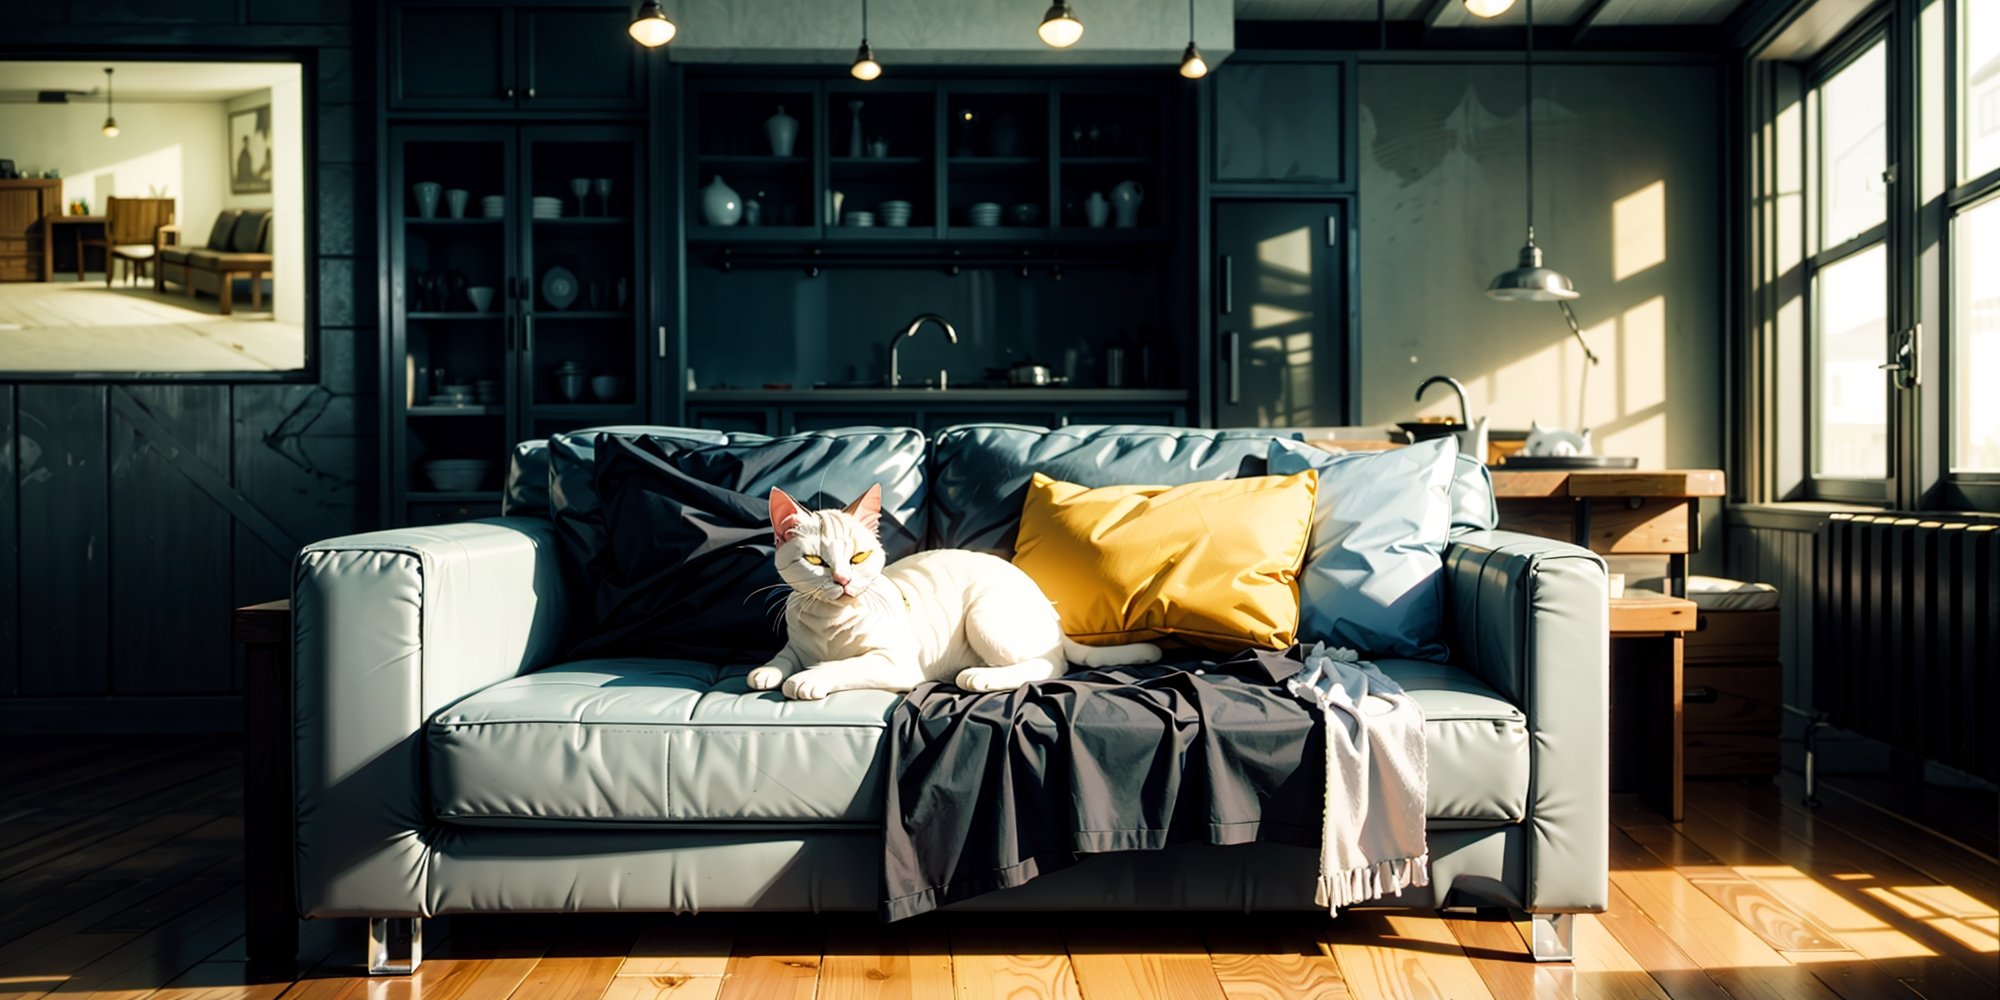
1486, 242, 1578, 301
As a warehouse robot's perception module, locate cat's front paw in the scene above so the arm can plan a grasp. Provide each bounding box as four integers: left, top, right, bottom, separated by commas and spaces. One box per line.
955, 666, 1022, 693
747, 665, 787, 690
782, 671, 836, 701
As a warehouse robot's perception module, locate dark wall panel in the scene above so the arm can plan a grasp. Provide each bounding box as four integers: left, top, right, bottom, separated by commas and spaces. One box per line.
16, 386, 111, 696
0, 386, 15, 695
1, 0, 373, 728
108, 386, 234, 695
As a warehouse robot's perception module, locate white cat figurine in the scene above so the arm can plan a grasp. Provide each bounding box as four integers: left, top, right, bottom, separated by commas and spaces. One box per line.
748, 485, 1162, 701
1522, 420, 1592, 458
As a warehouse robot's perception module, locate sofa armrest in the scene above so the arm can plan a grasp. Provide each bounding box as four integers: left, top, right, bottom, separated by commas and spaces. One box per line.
1443, 529, 1608, 914
293, 517, 567, 917
156, 224, 181, 248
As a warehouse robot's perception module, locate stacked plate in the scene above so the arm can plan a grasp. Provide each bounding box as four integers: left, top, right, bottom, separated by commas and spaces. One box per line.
968, 202, 1002, 227
879, 200, 913, 227
480, 195, 505, 219
532, 196, 564, 220
423, 459, 492, 492
846, 210, 876, 227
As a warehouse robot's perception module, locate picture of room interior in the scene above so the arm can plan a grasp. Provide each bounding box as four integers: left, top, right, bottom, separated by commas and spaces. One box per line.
0, 1, 1994, 997
0, 60, 305, 373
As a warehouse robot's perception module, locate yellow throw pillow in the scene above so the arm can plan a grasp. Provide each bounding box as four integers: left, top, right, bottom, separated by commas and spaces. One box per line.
1011, 471, 1317, 652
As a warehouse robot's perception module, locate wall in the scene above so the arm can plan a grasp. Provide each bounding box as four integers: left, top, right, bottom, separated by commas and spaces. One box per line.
1356, 61, 1724, 475
0, 100, 229, 233
0, 0, 374, 732
224, 79, 307, 325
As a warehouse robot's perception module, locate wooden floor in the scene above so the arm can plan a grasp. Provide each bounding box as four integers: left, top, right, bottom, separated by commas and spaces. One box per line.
0, 279, 303, 372
2, 737, 1994, 999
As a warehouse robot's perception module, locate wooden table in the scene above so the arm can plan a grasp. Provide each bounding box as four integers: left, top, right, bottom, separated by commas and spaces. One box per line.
44, 214, 107, 280
1610, 592, 1697, 821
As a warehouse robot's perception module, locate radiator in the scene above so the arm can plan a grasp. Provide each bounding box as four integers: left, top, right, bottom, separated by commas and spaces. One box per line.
1813, 513, 2000, 781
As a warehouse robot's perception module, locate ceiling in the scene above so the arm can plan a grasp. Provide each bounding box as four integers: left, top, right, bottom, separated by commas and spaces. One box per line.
1234, 0, 1750, 27
0, 60, 298, 104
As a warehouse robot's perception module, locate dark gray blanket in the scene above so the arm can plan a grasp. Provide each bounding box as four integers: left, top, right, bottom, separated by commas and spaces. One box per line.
881, 648, 1325, 920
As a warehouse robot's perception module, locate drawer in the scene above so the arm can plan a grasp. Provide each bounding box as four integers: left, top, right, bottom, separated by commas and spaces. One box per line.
1684, 732, 1780, 777
1686, 609, 1779, 662
1684, 664, 1781, 734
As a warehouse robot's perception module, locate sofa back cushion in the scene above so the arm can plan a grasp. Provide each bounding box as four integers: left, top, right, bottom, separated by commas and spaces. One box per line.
206, 210, 242, 250
229, 209, 271, 253
507, 426, 735, 518
557, 426, 929, 660
929, 424, 1280, 556
1267, 438, 1457, 660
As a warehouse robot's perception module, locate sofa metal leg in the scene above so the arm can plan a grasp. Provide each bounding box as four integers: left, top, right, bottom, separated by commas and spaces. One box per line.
367, 918, 422, 975
1515, 912, 1575, 962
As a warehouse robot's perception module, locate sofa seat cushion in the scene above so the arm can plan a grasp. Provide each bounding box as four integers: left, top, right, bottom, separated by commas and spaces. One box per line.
157, 247, 193, 265
429, 656, 1529, 829
429, 658, 902, 827
181, 249, 272, 270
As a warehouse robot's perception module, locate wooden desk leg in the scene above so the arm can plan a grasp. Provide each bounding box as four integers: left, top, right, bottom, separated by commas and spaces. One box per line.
220, 272, 235, 315
1637, 633, 1685, 822
251, 270, 263, 310
234, 601, 299, 969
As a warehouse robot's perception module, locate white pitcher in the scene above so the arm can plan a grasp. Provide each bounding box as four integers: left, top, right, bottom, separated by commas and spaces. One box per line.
1110, 180, 1145, 228
1085, 192, 1110, 229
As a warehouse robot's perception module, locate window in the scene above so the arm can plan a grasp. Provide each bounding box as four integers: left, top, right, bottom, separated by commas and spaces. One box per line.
1964, 0, 2000, 180
1949, 0, 2000, 498
1804, 37, 1892, 496
1953, 198, 2000, 472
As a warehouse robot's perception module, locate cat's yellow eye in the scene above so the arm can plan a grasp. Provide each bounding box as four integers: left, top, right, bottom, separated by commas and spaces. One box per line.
802, 555, 824, 566
849, 551, 873, 564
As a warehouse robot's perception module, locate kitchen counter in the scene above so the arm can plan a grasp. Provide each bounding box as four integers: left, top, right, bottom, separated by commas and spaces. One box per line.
687, 388, 1190, 404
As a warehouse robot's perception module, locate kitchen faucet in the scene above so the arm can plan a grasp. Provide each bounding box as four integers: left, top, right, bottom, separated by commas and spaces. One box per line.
887, 313, 958, 388
1415, 374, 1470, 425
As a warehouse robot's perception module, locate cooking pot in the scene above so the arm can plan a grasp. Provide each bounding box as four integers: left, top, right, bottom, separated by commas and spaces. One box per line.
1004, 360, 1068, 387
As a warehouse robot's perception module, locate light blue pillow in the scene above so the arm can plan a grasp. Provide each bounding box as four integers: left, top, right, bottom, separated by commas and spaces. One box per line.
1450, 453, 1498, 537
1267, 437, 1457, 661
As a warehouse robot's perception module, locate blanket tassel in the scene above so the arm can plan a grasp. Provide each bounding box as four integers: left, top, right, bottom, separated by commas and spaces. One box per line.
1316, 855, 1430, 913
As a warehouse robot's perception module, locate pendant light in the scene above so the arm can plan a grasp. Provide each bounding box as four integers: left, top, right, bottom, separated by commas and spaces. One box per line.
1486, 0, 1577, 302
1037, 2, 1084, 49
628, 1, 677, 47
100, 67, 118, 138
1462, 0, 1516, 16
850, 0, 881, 80
1178, 0, 1207, 79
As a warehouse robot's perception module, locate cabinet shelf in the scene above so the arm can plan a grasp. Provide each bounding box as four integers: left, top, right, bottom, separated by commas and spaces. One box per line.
532, 216, 632, 227
407, 217, 502, 227
530, 403, 641, 418
408, 404, 506, 416
408, 311, 504, 320
529, 310, 630, 320
406, 490, 502, 502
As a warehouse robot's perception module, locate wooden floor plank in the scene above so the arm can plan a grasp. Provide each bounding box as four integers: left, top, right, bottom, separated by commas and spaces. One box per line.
1444, 913, 1576, 1000
717, 919, 820, 1000
1065, 924, 1228, 1000
1320, 911, 1494, 1000
619, 917, 736, 979
1204, 921, 1351, 999
947, 926, 1080, 1000
508, 917, 640, 1000
817, 922, 953, 1000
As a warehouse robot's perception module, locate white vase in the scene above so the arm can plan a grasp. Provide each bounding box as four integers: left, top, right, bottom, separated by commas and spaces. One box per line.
702, 177, 742, 227
1084, 192, 1110, 229
1110, 180, 1145, 228
764, 106, 798, 157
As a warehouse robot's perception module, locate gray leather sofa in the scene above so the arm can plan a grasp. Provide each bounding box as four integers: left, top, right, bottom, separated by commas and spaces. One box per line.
289, 425, 1607, 973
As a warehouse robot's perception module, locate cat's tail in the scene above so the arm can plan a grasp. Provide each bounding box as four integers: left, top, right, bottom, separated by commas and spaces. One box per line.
1062, 636, 1163, 667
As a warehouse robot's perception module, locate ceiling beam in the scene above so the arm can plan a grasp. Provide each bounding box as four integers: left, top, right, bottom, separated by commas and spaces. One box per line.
1569, 0, 1616, 46
1421, 0, 1456, 44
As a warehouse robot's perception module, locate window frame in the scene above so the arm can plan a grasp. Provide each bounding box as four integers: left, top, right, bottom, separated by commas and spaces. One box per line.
1940, 0, 2000, 510
1802, 25, 1896, 504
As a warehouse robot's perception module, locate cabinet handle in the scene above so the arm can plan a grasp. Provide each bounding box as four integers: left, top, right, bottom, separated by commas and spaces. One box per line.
1326, 215, 1339, 247
1223, 331, 1240, 405
1219, 254, 1233, 315
657, 325, 668, 359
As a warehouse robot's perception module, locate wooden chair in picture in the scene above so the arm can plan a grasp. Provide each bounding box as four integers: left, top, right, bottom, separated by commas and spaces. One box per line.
77, 196, 177, 286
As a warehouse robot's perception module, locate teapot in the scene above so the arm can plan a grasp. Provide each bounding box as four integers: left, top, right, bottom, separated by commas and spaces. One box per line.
1110, 180, 1145, 228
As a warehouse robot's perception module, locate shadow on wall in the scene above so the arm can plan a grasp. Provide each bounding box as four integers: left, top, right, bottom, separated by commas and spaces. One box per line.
1358, 63, 1721, 473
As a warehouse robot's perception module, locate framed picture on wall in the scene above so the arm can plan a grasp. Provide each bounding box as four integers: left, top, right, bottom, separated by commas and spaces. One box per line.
229, 104, 272, 194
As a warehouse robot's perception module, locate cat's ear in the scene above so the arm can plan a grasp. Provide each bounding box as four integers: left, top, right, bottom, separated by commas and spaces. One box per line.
843, 483, 883, 533
1529, 419, 1545, 433
769, 487, 805, 545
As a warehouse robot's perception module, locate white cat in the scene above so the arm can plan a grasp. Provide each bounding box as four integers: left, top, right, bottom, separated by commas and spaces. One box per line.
746, 485, 1163, 701
1523, 420, 1592, 457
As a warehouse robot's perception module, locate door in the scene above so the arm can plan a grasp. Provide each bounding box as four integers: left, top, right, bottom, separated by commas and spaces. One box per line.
518, 8, 645, 110
1211, 200, 1349, 428
390, 5, 516, 110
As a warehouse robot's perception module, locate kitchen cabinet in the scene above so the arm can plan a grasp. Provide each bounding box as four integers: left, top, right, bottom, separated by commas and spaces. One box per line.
1210, 199, 1350, 428
1210, 55, 1352, 190
686, 394, 1188, 436
390, 4, 642, 112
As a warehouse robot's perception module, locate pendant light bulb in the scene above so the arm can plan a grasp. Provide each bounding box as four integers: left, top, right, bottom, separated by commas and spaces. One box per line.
101, 68, 117, 138
849, 0, 880, 80
1462, 0, 1516, 16
628, 1, 677, 47
1179, 42, 1208, 79
851, 42, 882, 81
1037, 2, 1084, 48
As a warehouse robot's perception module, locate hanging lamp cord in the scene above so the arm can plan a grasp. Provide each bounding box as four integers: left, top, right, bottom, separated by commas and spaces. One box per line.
1524, 0, 1534, 245
1190, 0, 1198, 42
863, 0, 869, 41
